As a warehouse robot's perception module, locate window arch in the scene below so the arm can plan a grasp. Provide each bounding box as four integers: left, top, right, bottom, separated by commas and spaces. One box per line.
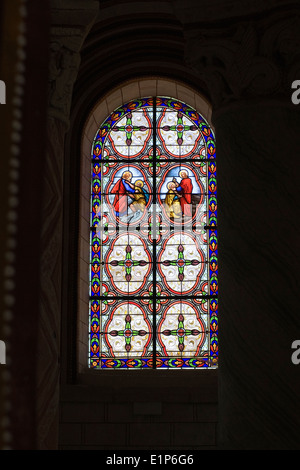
88, 95, 218, 370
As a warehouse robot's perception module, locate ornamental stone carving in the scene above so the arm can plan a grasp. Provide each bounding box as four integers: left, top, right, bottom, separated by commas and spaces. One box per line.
180, 13, 300, 109
48, 40, 81, 124
48, 0, 99, 126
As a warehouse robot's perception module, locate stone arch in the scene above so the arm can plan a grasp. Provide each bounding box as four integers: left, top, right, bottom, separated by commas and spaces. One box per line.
77, 77, 214, 374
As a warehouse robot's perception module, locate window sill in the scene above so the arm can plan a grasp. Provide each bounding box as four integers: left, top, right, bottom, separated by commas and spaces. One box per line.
60, 368, 218, 404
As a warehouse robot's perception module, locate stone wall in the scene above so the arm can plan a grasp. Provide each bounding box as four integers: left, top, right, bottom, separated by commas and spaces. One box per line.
59, 373, 218, 450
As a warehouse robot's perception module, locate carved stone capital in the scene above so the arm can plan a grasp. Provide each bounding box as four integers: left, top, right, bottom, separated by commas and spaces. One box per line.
48, 0, 99, 126
182, 12, 300, 110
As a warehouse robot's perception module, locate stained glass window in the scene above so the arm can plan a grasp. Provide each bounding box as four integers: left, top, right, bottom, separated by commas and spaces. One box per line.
89, 97, 218, 369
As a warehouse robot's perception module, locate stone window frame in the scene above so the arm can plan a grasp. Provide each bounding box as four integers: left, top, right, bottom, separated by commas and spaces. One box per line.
78, 77, 215, 384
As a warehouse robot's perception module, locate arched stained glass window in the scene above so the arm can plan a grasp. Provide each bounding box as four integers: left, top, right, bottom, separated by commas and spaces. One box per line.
89, 97, 218, 370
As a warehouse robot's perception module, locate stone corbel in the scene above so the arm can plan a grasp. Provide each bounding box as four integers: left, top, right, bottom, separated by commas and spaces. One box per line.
182, 15, 300, 110
48, 40, 81, 125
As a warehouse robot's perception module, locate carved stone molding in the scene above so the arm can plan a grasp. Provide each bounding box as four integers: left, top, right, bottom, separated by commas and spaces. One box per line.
48, 40, 81, 125
35, 0, 99, 449
182, 13, 300, 110
48, 0, 99, 126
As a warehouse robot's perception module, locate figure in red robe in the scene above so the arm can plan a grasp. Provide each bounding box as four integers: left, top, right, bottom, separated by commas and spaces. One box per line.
174, 170, 193, 217
111, 170, 135, 217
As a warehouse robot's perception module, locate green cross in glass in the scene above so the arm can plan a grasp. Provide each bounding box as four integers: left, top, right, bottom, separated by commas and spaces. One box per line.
161, 313, 201, 352
162, 111, 197, 145
109, 244, 148, 282
111, 112, 147, 146
109, 314, 147, 352
162, 244, 200, 281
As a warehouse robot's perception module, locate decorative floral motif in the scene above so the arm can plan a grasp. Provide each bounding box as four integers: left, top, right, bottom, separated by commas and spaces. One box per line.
158, 302, 206, 357
106, 234, 151, 294
89, 97, 218, 369
105, 302, 152, 357
141, 283, 169, 312
158, 233, 206, 294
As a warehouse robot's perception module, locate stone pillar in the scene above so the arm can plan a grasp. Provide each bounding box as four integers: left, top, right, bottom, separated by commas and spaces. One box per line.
0, 0, 50, 450
175, 2, 300, 449
36, 0, 98, 449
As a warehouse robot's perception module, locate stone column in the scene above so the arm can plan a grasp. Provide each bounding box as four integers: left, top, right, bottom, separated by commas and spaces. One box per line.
36, 0, 98, 449
175, 2, 300, 449
0, 0, 50, 450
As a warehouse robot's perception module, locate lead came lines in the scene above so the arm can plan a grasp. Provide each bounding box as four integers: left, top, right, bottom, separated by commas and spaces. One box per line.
89, 97, 218, 369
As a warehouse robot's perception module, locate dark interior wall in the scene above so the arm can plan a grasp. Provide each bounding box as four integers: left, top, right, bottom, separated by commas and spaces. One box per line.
215, 103, 300, 449
0, 0, 50, 450
59, 373, 218, 450
60, 0, 218, 451
61, 0, 300, 450
1, 0, 300, 451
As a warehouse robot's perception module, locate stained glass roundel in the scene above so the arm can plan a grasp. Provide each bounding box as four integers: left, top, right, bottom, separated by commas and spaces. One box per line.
89, 97, 218, 369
